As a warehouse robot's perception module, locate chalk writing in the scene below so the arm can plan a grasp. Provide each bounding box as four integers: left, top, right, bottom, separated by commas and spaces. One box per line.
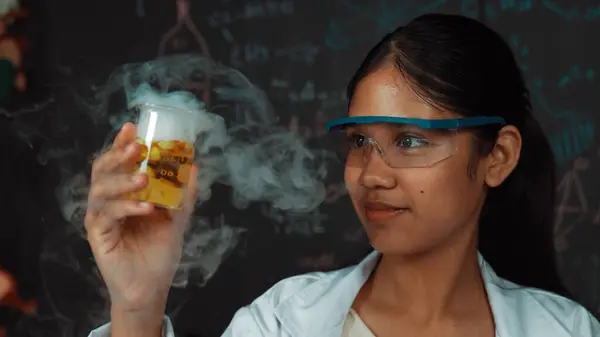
541, 1, 600, 22
550, 118, 595, 165
485, 1, 600, 21
287, 110, 331, 141
558, 65, 595, 88
262, 205, 327, 236
324, 0, 449, 51
274, 44, 320, 63
527, 69, 596, 164
298, 252, 337, 270
508, 34, 530, 72
509, 34, 596, 162
230, 42, 319, 67
282, 80, 346, 103
207, 0, 295, 27
499, 0, 533, 12
231, 43, 269, 66
343, 228, 365, 242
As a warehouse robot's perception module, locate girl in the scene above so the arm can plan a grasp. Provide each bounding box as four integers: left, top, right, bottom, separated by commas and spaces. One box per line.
87, 14, 599, 337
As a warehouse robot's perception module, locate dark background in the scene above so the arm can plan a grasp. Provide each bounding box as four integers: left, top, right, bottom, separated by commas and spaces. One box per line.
1, 0, 599, 336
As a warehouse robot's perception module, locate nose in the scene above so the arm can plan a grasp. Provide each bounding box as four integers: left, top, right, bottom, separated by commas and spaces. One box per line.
358, 144, 397, 189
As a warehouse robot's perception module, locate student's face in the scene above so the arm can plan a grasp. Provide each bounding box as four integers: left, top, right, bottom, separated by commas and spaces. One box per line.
344, 66, 520, 256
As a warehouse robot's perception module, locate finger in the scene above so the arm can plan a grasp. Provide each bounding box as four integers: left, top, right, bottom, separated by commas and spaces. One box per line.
0, 270, 14, 300
91, 142, 142, 182
87, 173, 149, 213
101, 200, 154, 222
85, 200, 154, 234
112, 122, 137, 151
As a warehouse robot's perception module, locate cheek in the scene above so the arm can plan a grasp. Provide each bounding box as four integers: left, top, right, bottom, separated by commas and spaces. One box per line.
405, 161, 480, 222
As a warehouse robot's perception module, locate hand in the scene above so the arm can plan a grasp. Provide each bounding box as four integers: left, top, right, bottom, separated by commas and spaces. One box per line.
85, 122, 197, 315
0, 269, 36, 314
0, 268, 36, 337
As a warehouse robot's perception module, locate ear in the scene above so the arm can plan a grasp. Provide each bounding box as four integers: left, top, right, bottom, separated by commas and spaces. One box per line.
484, 125, 522, 188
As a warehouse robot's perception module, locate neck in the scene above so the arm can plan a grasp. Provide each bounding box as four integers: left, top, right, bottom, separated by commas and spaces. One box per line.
365, 227, 486, 322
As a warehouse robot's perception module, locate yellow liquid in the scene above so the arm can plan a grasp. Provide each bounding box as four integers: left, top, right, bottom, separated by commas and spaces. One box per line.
128, 137, 194, 209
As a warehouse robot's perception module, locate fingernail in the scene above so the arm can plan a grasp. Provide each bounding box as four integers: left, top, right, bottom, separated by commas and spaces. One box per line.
139, 202, 152, 209
132, 174, 143, 183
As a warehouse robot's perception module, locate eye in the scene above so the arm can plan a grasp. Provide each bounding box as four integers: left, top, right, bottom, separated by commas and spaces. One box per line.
346, 133, 367, 149
396, 135, 429, 149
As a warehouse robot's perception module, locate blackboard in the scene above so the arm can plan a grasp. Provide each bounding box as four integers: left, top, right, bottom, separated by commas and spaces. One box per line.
2, 1, 599, 336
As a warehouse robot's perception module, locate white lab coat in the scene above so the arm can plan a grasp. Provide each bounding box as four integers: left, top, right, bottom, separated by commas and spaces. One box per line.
89, 250, 600, 337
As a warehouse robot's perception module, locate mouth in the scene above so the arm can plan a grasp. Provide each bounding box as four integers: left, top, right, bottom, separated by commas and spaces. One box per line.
363, 201, 408, 222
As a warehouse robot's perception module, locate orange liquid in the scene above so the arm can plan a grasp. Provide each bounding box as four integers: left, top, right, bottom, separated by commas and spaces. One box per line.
128, 138, 194, 209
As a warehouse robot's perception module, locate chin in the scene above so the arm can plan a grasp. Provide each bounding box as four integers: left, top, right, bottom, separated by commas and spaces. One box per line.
365, 228, 429, 256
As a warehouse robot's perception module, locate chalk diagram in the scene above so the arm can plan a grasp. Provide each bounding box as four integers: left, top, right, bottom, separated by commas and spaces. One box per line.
158, 0, 212, 106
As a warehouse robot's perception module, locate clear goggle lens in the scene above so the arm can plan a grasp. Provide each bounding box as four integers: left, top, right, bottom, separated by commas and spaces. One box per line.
326, 116, 506, 168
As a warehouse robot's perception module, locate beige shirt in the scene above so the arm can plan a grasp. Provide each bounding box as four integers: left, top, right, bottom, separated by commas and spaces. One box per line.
342, 309, 376, 337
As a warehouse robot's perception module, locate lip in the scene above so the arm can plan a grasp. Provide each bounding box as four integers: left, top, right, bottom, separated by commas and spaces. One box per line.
363, 201, 407, 222
364, 208, 406, 222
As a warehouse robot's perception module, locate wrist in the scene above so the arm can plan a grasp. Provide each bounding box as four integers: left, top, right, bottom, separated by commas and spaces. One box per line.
110, 303, 166, 337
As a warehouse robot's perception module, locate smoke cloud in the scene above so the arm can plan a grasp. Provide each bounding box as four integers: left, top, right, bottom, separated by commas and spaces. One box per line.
7, 54, 334, 336
93, 55, 329, 211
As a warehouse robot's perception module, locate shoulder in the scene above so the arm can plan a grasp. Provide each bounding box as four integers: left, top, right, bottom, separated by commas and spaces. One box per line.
488, 278, 600, 336
223, 266, 353, 336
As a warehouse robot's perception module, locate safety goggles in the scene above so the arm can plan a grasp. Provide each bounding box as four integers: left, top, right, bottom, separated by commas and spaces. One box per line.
325, 116, 506, 168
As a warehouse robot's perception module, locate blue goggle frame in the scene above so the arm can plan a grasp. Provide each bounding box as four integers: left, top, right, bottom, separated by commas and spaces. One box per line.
325, 116, 507, 131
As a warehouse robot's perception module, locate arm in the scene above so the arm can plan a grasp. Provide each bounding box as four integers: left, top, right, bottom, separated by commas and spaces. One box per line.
109, 305, 171, 337
88, 303, 174, 337
88, 315, 174, 337
88, 307, 263, 337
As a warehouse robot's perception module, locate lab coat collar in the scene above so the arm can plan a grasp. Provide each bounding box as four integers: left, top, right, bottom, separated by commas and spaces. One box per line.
274, 250, 523, 337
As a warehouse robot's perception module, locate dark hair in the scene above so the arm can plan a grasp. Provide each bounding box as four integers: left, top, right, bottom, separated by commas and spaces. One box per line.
348, 13, 569, 297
